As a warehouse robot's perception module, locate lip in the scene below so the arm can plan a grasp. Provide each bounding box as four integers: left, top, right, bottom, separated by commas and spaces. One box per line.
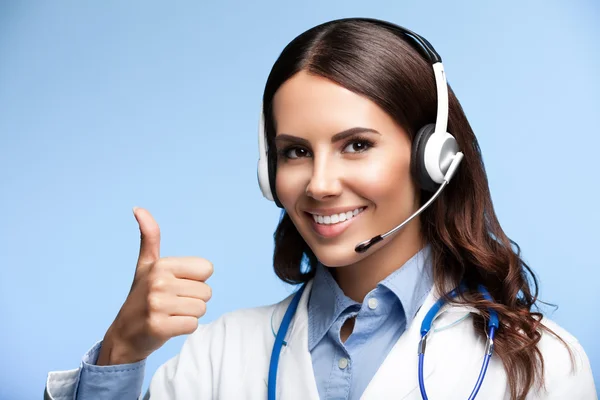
303, 206, 366, 216
303, 206, 367, 239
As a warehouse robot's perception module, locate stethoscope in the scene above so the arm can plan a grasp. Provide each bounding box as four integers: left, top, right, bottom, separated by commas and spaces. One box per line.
268, 283, 499, 400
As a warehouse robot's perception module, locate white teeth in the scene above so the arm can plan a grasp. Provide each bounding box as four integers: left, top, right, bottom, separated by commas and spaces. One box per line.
311, 208, 364, 225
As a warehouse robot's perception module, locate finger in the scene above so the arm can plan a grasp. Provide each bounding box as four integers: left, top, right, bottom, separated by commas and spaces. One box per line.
159, 257, 213, 281
168, 297, 207, 318
165, 316, 199, 337
133, 207, 161, 268
174, 280, 212, 302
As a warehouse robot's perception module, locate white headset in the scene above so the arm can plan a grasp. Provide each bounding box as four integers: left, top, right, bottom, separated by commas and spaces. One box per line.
256, 18, 463, 208
257, 110, 273, 201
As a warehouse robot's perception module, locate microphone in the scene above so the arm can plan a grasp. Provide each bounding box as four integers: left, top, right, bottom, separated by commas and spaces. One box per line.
354, 152, 464, 253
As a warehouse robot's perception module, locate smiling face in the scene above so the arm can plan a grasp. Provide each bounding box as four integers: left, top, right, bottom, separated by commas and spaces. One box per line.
272, 70, 423, 268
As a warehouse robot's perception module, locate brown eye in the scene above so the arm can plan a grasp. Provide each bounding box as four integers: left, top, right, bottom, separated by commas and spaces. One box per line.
284, 147, 311, 159
342, 140, 373, 153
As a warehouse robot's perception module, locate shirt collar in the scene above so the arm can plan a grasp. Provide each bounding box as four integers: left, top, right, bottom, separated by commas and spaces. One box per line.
307, 244, 433, 351
379, 244, 433, 328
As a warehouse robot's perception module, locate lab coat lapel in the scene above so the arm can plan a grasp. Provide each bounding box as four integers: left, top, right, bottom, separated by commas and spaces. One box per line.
364, 290, 492, 399
418, 304, 496, 399
274, 281, 320, 400
360, 288, 438, 399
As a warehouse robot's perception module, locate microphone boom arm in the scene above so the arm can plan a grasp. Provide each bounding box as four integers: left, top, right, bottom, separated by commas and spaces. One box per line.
354, 152, 463, 253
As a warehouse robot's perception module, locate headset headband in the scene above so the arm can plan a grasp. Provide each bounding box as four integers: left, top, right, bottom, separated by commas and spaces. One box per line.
257, 18, 454, 206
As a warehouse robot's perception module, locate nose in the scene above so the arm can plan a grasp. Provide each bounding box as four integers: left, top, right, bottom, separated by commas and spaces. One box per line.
305, 156, 343, 201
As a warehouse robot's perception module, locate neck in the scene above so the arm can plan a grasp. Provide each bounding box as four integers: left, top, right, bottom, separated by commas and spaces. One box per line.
330, 218, 425, 303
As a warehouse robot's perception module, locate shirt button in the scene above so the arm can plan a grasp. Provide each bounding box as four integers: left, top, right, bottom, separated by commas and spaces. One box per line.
338, 357, 349, 369
368, 297, 378, 310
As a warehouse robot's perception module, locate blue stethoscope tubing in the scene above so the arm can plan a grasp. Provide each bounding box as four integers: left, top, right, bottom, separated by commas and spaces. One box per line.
267, 283, 499, 400
268, 283, 307, 400
417, 284, 499, 400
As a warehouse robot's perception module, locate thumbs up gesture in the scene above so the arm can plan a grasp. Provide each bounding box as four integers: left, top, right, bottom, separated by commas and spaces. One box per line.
96, 207, 213, 365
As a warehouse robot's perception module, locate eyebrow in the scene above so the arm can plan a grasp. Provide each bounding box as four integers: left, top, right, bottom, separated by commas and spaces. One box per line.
274, 127, 380, 146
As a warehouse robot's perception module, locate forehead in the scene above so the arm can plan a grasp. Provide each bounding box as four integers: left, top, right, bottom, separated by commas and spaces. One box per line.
272, 70, 393, 136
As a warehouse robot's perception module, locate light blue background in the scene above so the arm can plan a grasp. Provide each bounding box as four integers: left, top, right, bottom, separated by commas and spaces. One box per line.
1, 1, 598, 398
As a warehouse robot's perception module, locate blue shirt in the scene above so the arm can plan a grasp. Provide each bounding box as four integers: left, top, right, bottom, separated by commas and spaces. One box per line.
76, 341, 146, 399
74, 245, 433, 399
308, 245, 433, 399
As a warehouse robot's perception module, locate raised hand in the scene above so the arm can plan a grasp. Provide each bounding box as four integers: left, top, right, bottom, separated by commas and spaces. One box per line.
96, 207, 213, 365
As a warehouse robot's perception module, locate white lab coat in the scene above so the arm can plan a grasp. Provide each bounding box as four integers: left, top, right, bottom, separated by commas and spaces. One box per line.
46, 280, 596, 399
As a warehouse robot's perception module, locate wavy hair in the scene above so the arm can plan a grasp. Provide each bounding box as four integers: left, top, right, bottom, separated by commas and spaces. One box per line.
261, 19, 567, 400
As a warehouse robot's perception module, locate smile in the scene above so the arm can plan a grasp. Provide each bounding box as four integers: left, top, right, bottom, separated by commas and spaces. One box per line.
304, 207, 367, 239
310, 207, 365, 225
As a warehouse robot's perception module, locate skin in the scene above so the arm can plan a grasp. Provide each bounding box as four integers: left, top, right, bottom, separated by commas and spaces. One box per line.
273, 70, 425, 311
97, 207, 213, 365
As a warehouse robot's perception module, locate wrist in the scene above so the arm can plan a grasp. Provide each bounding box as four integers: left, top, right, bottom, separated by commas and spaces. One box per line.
97, 330, 144, 366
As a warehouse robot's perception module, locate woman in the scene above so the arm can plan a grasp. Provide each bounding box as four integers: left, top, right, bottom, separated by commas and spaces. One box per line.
45, 18, 595, 400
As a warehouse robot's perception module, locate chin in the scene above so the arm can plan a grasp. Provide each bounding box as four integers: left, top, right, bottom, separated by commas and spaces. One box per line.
306, 240, 370, 268
291, 209, 377, 268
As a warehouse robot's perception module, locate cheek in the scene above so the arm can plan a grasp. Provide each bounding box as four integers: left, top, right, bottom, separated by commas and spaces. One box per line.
351, 152, 416, 207
274, 164, 306, 208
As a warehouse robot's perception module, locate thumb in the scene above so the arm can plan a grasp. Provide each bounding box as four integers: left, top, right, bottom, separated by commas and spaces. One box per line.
133, 207, 161, 268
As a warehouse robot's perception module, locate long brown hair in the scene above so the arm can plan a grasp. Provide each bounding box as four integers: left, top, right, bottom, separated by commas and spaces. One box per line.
261, 18, 565, 399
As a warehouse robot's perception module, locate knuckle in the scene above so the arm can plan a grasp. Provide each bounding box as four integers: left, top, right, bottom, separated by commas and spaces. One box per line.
153, 257, 171, 272
147, 293, 163, 312
149, 276, 168, 292
149, 259, 162, 273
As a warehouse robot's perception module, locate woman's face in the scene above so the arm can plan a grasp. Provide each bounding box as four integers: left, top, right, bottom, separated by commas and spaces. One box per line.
272, 70, 421, 267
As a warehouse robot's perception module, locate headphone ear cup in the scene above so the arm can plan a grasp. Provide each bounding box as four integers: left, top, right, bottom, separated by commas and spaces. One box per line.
257, 158, 273, 201
411, 124, 439, 192
257, 108, 284, 208
257, 111, 274, 201
267, 145, 283, 208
